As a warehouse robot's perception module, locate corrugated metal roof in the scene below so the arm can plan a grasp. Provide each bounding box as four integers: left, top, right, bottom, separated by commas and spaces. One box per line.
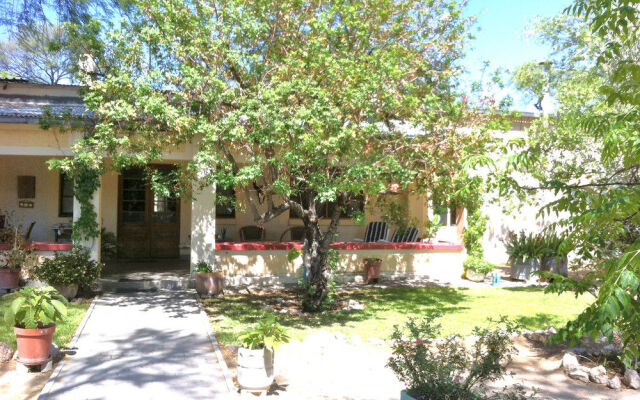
0, 94, 86, 119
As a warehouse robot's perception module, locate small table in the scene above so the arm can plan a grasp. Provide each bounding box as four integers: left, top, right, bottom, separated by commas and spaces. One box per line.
52, 224, 73, 243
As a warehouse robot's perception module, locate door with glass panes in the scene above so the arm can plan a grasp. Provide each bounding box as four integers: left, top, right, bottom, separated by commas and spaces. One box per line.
117, 167, 180, 258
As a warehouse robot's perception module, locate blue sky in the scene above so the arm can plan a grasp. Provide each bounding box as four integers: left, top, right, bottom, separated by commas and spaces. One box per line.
462, 0, 573, 111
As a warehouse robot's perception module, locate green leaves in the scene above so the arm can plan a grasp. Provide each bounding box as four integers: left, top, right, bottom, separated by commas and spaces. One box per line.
237, 316, 289, 350
3, 286, 68, 329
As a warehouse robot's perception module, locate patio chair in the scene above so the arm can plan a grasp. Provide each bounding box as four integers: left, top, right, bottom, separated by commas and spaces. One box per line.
24, 221, 35, 241
239, 225, 266, 241
390, 226, 420, 242
278, 226, 306, 242
354, 221, 390, 242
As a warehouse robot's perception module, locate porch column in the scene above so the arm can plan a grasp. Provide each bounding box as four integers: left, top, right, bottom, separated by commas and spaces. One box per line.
72, 177, 102, 261
190, 182, 216, 273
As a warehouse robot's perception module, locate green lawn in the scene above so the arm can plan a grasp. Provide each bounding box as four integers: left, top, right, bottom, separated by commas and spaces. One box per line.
0, 296, 91, 349
204, 286, 594, 344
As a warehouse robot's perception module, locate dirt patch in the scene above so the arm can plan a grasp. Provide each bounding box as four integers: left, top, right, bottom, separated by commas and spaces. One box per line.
219, 333, 640, 399
0, 359, 53, 400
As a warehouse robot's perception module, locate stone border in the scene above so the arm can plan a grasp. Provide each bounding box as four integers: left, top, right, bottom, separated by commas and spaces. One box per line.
194, 292, 236, 394
37, 296, 99, 400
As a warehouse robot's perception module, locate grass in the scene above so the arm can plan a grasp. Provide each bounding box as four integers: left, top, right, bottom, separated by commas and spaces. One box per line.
0, 296, 91, 350
203, 286, 594, 344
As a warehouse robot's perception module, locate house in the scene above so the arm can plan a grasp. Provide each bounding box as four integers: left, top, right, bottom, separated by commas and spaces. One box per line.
0, 80, 537, 284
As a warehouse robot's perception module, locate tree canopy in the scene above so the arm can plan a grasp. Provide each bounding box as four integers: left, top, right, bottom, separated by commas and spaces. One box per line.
57, 0, 501, 310
506, 1, 640, 368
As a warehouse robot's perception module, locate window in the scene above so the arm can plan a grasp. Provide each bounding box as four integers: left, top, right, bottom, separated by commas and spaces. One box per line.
289, 192, 365, 219
435, 204, 458, 226
59, 172, 74, 217
216, 187, 236, 218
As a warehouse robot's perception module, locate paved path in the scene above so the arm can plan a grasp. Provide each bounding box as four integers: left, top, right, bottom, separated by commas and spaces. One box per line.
39, 291, 232, 400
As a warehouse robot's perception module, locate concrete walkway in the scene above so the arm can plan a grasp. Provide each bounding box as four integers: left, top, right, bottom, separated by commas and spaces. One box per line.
38, 291, 232, 400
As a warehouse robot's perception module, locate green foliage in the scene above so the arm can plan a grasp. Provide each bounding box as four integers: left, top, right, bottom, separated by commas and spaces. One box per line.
48, 156, 102, 241
505, 232, 545, 264
503, 7, 640, 369
464, 208, 488, 258
237, 316, 290, 350
3, 286, 68, 329
32, 247, 103, 289
193, 261, 213, 273
387, 316, 523, 400
463, 256, 495, 275
62, 0, 502, 312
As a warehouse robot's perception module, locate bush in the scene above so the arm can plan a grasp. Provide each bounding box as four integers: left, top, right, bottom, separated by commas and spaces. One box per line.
387, 316, 533, 400
33, 247, 103, 289
464, 256, 495, 275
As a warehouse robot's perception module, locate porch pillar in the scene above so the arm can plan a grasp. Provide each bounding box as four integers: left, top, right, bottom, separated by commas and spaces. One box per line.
72, 177, 102, 261
190, 182, 216, 273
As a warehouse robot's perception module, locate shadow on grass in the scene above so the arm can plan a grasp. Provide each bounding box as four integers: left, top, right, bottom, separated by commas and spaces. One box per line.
514, 312, 568, 331
204, 286, 470, 343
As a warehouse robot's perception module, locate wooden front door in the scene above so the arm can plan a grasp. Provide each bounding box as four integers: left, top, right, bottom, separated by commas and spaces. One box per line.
118, 167, 180, 259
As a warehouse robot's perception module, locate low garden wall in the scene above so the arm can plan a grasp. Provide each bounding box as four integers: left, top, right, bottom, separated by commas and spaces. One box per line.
215, 242, 466, 285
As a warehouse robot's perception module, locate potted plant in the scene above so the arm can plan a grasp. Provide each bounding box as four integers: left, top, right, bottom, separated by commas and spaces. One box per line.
363, 257, 382, 284
193, 261, 224, 296
0, 227, 34, 290
31, 247, 103, 300
463, 256, 494, 282
540, 234, 570, 277
3, 286, 67, 366
237, 316, 289, 391
505, 231, 545, 281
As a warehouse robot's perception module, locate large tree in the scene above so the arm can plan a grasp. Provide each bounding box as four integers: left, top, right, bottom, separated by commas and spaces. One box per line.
64, 0, 495, 311
0, 23, 74, 84
505, 2, 640, 367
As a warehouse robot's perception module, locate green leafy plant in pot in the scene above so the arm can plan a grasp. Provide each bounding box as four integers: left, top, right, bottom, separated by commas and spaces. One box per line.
32, 247, 103, 300
237, 316, 289, 390
505, 231, 545, 281
3, 286, 68, 365
0, 227, 35, 290
193, 261, 224, 296
463, 256, 494, 282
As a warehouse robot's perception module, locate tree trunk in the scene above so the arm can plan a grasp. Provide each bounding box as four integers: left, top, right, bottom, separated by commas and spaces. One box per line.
301, 217, 332, 312
300, 197, 343, 312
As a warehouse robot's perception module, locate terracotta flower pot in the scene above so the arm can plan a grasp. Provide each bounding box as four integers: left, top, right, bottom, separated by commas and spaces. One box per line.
363, 259, 382, 284
14, 325, 56, 365
195, 271, 224, 296
53, 284, 78, 300
0, 268, 20, 290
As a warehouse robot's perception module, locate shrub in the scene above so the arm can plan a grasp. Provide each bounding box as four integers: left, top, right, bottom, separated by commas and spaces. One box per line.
387, 316, 528, 400
33, 247, 103, 289
238, 316, 290, 350
3, 286, 68, 329
505, 231, 545, 264
464, 256, 495, 275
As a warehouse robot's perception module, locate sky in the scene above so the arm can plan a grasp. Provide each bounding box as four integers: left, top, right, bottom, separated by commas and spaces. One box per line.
462, 0, 573, 112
